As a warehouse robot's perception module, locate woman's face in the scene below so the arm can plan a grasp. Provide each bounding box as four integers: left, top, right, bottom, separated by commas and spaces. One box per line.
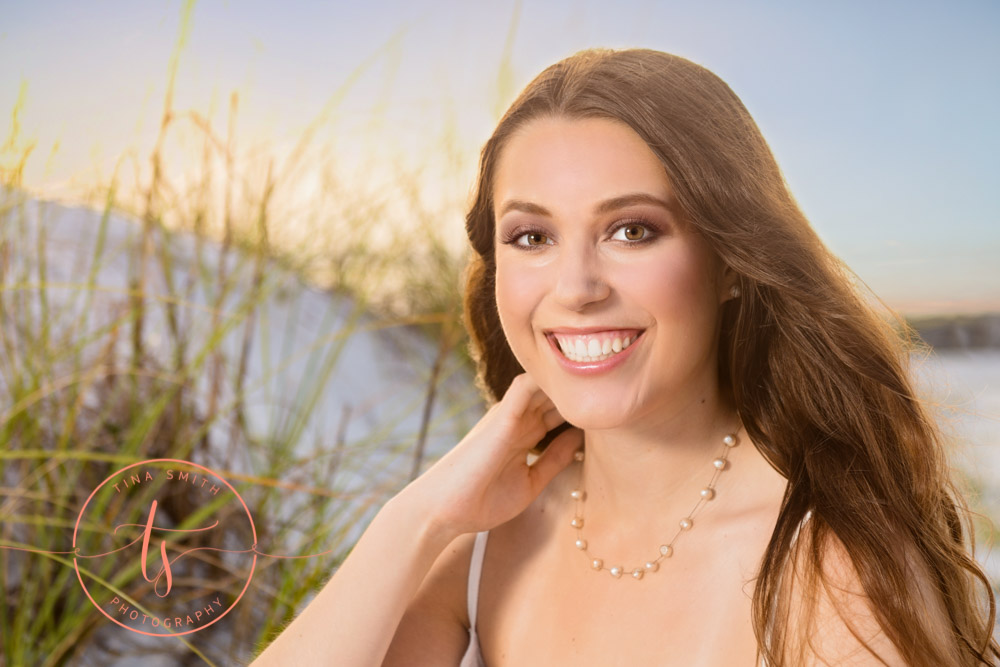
493, 115, 732, 430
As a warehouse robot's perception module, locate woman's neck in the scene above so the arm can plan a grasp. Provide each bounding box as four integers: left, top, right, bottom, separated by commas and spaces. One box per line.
573, 397, 742, 551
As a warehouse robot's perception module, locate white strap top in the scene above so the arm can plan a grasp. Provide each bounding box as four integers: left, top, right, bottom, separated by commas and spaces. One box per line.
458, 530, 489, 667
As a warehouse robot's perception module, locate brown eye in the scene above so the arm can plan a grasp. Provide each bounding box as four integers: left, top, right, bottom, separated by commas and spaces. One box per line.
624, 225, 645, 240
525, 232, 549, 246
613, 223, 648, 242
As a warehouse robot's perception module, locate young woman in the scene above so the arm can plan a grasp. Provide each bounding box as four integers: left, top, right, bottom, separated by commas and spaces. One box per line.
252, 49, 998, 666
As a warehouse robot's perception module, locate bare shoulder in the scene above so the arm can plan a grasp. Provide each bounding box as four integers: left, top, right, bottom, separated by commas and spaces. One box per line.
382, 530, 479, 666
782, 520, 957, 666
383, 461, 575, 664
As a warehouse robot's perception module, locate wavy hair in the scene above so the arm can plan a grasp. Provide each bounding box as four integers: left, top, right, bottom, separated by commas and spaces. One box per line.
462, 48, 998, 665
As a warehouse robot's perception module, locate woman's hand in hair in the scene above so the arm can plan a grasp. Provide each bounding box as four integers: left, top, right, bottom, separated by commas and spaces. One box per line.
402, 372, 582, 539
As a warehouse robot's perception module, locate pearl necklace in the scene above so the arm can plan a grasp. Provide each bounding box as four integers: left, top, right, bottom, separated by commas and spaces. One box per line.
569, 432, 740, 580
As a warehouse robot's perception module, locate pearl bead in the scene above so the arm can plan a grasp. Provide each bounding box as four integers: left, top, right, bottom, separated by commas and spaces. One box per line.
679, 517, 693, 530
713, 457, 727, 470
592, 558, 603, 569
632, 568, 644, 580
659, 544, 673, 557
574, 450, 585, 462
570, 489, 586, 501
700, 487, 715, 500
723, 434, 737, 447
575, 539, 587, 550
645, 561, 659, 572
610, 566, 623, 578
571, 517, 584, 528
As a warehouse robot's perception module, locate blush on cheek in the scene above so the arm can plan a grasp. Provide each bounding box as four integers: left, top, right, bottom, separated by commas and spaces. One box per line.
632, 243, 717, 308
494, 259, 534, 357
496, 255, 554, 375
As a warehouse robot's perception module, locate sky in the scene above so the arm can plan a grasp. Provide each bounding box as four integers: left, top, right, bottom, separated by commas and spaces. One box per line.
2, 0, 998, 314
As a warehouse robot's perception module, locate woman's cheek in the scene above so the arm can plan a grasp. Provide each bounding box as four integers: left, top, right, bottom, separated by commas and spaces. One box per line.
495, 257, 540, 358
630, 247, 713, 316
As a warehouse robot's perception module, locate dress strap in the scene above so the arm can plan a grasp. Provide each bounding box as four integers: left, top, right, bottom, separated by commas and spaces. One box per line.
467, 530, 490, 629
791, 509, 813, 547
760, 508, 814, 666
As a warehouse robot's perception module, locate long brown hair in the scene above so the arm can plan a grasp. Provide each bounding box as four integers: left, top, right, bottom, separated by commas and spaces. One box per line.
462, 48, 998, 665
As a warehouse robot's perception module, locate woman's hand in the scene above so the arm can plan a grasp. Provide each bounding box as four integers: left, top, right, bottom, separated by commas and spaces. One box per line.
402, 372, 583, 538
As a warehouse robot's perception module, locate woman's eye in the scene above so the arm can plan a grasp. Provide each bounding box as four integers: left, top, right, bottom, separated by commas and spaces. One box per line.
612, 224, 649, 242
518, 232, 551, 246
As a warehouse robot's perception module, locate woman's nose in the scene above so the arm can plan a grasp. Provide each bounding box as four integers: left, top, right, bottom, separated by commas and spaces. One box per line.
552, 245, 611, 311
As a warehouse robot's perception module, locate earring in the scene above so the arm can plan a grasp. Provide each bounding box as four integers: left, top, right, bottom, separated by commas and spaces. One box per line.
730, 285, 741, 298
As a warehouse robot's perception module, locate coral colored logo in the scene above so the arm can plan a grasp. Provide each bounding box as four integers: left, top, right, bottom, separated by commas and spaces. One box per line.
72, 459, 257, 636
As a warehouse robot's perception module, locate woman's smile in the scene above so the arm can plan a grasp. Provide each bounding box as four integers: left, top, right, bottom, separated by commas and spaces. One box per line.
544, 329, 645, 374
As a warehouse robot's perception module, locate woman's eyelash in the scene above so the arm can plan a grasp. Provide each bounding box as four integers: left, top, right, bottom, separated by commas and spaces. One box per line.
500, 227, 547, 247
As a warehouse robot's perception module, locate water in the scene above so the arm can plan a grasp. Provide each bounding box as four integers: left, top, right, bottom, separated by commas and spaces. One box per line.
916, 350, 1000, 488
914, 349, 1000, 588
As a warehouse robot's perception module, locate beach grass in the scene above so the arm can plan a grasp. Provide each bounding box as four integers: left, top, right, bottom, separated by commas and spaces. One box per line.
0, 5, 482, 664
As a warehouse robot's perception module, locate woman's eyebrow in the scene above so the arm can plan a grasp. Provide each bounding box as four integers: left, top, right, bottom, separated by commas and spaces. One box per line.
497, 199, 550, 218
594, 193, 672, 215
496, 192, 672, 219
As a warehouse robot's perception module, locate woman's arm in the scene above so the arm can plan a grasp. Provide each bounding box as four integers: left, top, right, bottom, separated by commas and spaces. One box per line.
250, 373, 583, 666
251, 490, 460, 666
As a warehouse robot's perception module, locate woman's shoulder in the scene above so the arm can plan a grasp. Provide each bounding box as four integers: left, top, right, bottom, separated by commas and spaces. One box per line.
397, 463, 576, 630
383, 529, 483, 664
777, 515, 958, 665
400, 529, 481, 629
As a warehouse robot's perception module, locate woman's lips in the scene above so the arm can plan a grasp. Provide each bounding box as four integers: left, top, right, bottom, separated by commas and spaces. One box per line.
545, 329, 644, 375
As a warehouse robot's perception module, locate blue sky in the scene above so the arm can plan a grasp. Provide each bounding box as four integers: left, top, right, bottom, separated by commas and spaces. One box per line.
2, 0, 998, 314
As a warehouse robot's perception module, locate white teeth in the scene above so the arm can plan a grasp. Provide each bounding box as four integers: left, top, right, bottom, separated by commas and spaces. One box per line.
553, 333, 639, 363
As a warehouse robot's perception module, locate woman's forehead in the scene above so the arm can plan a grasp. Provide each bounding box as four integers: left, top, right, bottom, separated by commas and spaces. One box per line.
492, 116, 673, 219
493, 117, 672, 218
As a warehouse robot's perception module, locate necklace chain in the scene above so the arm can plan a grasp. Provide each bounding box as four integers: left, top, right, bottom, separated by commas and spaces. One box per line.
570, 432, 740, 580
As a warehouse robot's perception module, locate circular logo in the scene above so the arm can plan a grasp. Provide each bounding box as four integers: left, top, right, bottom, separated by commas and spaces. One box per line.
73, 459, 256, 636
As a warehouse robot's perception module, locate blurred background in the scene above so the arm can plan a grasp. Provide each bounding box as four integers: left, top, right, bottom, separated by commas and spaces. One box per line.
1, 0, 997, 664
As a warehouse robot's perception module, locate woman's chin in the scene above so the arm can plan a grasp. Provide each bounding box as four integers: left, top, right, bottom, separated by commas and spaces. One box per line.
555, 403, 636, 433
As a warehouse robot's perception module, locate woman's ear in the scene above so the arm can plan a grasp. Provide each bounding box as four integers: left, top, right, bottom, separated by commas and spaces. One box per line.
719, 265, 741, 304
